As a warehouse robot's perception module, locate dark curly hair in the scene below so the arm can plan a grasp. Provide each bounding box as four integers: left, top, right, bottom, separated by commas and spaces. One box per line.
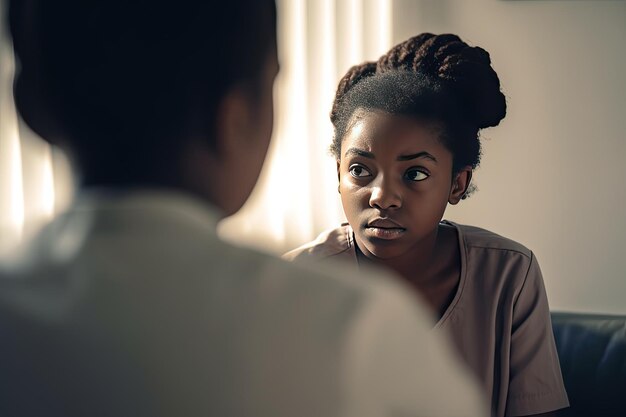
330, 33, 506, 179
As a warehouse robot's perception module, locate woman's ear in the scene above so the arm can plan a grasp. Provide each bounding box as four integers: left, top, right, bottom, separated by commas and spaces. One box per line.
449, 167, 472, 205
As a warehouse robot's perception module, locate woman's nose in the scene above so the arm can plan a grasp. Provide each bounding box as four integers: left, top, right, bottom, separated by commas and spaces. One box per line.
369, 177, 402, 210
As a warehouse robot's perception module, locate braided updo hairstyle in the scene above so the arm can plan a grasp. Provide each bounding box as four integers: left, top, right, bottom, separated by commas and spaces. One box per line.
330, 33, 506, 179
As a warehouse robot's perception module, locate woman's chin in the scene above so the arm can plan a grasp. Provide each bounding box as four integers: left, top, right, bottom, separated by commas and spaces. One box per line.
360, 240, 406, 261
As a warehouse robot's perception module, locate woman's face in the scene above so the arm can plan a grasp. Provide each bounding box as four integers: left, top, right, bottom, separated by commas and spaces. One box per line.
338, 110, 466, 260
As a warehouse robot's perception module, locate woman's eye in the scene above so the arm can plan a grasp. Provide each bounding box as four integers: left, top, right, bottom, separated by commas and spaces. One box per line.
349, 165, 372, 178
405, 168, 429, 182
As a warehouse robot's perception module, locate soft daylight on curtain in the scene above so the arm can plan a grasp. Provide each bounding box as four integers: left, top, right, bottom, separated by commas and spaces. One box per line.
0, 1, 73, 257
219, 0, 392, 253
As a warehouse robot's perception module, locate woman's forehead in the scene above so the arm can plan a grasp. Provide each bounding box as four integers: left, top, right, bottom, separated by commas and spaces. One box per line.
342, 110, 444, 153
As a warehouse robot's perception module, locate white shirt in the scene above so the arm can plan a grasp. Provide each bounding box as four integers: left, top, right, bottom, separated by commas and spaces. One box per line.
0, 190, 487, 417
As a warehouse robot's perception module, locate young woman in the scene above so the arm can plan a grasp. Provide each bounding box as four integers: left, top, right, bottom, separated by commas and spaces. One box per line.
285, 33, 569, 417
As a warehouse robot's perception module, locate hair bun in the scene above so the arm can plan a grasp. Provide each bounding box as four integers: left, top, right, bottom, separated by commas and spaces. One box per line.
437, 46, 506, 128
331, 61, 377, 123
378, 33, 506, 129
376, 33, 437, 72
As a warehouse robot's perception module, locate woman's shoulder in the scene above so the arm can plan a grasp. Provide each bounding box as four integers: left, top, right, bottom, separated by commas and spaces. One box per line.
445, 221, 533, 260
283, 224, 356, 263
443, 221, 542, 297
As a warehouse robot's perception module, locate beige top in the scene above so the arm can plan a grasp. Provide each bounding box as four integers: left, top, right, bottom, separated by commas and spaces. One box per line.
0, 191, 488, 417
285, 221, 569, 417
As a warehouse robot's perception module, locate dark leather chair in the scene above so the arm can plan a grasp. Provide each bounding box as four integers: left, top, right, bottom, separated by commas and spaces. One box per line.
551, 312, 626, 417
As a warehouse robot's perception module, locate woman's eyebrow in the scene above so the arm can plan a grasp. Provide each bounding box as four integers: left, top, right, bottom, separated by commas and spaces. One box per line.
397, 151, 437, 163
344, 148, 375, 159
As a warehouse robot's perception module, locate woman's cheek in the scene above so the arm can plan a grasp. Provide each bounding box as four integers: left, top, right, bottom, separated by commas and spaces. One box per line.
341, 186, 369, 219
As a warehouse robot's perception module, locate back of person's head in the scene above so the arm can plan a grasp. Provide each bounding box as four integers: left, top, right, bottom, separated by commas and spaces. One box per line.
330, 33, 506, 189
8, 0, 276, 198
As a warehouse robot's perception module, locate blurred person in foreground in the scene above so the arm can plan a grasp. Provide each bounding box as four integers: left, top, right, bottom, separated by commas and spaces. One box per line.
0, 1, 486, 416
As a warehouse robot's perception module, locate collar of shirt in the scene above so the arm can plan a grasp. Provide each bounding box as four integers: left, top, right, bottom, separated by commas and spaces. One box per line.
71, 187, 222, 231
5, 188, 223, 268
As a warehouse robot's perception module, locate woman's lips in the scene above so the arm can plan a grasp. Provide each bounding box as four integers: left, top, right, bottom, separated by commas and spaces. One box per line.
364, 218, 406, 240
364, 226, 406, 240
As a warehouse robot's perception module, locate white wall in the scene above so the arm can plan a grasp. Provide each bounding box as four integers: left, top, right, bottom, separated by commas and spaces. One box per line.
391, 0, 626, 314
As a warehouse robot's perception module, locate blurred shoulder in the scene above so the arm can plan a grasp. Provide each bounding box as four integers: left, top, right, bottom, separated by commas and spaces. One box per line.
283, 224, 356, 264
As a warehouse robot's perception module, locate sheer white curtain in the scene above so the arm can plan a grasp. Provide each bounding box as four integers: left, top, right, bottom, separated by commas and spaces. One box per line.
0, 0, 391, 256
0, 0, 73, 257
220, 0, 392, 253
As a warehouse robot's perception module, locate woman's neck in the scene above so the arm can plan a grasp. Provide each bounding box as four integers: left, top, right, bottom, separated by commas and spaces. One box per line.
357, 223, 461, 318
357, 224, 455, 285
